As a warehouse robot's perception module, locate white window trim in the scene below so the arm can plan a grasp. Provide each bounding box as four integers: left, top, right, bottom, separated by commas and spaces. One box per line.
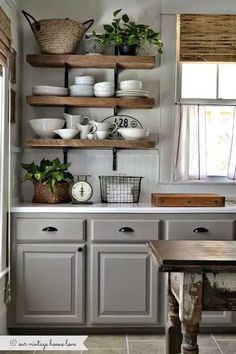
159, 14, 236, 184
0, 65, 10, 272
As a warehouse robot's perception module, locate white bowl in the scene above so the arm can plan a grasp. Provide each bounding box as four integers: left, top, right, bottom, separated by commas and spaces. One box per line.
75, 76, 95, 85
29, 118, 65, 138
120, 80, 142, 90
94, 91, 114, 97
54, 129, 78, 139
117, 128, 150, 140
94, 81, 114, 89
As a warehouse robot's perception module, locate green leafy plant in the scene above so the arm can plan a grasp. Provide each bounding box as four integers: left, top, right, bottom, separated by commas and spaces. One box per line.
21, 158, 74, 192
93, 9, 163, 53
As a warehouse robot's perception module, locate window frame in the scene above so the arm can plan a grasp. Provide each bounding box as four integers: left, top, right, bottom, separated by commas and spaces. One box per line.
178, 62, 236, 104
0, 64, 9, 273
159, 14, 236, 184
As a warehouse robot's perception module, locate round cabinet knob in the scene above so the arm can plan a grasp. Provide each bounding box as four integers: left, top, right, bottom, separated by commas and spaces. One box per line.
193, 227, 209, 233
42, 226, 58, 232
119, 227, 134, 233
77, 247, 83, 252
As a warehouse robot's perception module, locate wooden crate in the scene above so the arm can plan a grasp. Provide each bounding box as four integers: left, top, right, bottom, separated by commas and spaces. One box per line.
151, 193, 225, 207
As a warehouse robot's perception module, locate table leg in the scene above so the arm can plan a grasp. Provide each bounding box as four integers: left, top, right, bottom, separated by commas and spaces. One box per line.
179, 273, 203, 354
181, 323, 199, 354
166, 273, 182, 354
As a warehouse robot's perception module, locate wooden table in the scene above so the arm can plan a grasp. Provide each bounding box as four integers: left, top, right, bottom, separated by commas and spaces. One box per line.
147, 240, 236, 354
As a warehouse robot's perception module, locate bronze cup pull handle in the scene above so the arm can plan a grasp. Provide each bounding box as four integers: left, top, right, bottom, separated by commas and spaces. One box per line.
119, 227, 134, 233
42, 226, 58, 232
193, 227, 209, 233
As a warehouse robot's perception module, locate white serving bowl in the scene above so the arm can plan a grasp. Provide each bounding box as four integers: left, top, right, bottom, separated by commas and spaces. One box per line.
117, 128, 150, 140
75, 76, 95, 85
29, 118, 65, 138
54, 129, 78, 139
120, 80, 143, 90
94, 81, 114, 89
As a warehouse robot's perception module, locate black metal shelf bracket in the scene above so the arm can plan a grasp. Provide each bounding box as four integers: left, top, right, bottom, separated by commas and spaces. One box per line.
112, 147, 118, 171
63, 147, 68, 164
64, 63, 69, 114
113, 64, 119, 116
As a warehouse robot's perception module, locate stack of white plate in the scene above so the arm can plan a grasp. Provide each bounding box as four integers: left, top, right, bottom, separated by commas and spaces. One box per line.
116, 90, 150, 98
70, 76, 95, 97
94, 81, 114, 97
32, 85, 68, 96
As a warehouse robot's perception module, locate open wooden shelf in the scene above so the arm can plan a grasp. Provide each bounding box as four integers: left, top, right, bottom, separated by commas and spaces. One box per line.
26, 54, 155, 69
27, 139, 156, 149
26, 96, 155, 109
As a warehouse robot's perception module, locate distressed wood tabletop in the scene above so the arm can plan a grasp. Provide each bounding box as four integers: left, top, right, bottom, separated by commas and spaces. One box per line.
147, 240, 236, 272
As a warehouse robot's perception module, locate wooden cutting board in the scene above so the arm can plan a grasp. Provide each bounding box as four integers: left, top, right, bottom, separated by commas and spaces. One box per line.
151, 193, 225, 207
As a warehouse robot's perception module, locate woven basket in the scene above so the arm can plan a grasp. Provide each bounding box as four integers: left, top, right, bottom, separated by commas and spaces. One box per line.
22, 10, 94, 54
32, 182, 71, 204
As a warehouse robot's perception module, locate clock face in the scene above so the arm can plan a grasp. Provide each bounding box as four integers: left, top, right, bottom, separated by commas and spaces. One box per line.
71, 181, 93, 202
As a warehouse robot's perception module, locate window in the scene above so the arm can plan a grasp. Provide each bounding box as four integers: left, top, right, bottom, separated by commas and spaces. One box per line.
174, 62, 236, 181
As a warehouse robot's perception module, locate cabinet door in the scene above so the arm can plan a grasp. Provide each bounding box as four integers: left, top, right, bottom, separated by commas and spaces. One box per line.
15, 244, 85, 324
91, 244, 158, 324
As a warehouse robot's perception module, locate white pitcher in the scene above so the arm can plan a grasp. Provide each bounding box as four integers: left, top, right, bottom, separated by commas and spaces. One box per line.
63, 113, 91, 129
76, 123, 97, 139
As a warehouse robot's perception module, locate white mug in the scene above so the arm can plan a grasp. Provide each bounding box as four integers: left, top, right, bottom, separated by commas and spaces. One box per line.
63, 113, 91, 129
87, 132, 95, 140
96, 131, 108, 139
76, 123, 97, 139
90, 120, 118, 134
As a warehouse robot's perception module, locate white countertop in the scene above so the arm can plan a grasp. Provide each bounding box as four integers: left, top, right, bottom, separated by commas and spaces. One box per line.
10, 202, 236, 213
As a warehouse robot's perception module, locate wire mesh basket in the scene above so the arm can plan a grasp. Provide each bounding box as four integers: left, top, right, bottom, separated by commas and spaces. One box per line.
99, 175, 143, 203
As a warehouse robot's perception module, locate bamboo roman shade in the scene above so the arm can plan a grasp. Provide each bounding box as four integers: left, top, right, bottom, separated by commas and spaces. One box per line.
0, 6, 11, 65
179, 14, 236, 62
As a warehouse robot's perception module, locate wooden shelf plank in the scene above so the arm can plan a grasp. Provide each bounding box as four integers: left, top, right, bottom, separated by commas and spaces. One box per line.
26, 54, 155, 69
26, 139, 156, 149
26, 96, 155, 109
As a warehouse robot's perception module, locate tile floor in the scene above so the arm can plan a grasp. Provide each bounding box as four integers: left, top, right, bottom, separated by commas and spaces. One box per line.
1, 334, 236, 354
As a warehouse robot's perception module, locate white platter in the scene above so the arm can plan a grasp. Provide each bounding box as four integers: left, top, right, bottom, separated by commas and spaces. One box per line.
32, 86, 68, 96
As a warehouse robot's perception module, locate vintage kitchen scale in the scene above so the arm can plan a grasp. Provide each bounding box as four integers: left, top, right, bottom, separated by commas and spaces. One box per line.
70, 175, 93, 204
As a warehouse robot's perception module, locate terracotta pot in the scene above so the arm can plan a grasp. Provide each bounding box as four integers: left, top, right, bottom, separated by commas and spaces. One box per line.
32, 182, 71, 204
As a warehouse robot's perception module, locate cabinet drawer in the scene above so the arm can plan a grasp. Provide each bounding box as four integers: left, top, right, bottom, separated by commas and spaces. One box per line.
166, 219, 234, 240
16, 218, 85, 241
91, 219, 160, 241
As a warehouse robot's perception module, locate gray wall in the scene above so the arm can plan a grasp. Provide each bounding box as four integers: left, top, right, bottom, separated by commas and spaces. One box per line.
19, 0, 236, 202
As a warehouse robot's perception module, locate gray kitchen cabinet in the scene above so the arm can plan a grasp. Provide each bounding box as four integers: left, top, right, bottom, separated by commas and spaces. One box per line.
10, 212, 236, 330
90, 244, 158, 324
15, 243, 85, 324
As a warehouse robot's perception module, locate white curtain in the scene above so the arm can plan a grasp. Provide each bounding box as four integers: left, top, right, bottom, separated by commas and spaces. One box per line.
174, 104, 236, 181
228, 108, 236, 179
174, 105, 207, 180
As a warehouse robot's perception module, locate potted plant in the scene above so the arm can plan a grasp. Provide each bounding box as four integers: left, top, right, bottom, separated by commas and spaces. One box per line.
93, 9, 163, 56
21, 158, 74, 204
